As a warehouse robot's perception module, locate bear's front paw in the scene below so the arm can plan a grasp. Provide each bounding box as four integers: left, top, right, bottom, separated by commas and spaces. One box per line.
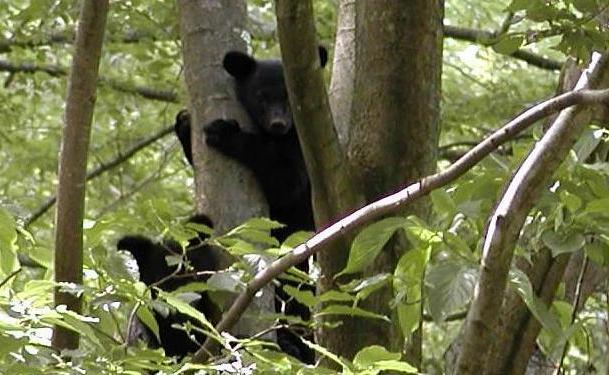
204, 119, 240, 147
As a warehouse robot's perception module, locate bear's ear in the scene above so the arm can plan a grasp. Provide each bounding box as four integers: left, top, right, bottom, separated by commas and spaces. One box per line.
223, 51, 257, 80
318, 46, 328, 68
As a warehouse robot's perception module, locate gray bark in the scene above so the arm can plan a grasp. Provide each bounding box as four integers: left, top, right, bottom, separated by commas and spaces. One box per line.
177, 0, 273, 341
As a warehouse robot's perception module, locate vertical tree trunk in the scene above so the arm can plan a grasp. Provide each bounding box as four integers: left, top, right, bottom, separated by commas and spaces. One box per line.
52, 0, 108, 351
329, 0, 356, 147
176, 0, 273, 338
346, 0, 444, 364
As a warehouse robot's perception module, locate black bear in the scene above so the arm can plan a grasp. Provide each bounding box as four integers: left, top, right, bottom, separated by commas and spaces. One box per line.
118, 214, 222, 358
174, 47, 328, 364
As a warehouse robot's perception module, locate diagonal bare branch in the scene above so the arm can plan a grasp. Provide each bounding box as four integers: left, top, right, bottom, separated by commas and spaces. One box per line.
193, 84, 609, 363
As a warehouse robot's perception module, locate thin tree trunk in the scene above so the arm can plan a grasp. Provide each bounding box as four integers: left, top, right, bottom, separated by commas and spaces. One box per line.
52, 0, 108, 351
176, 0, 273, 341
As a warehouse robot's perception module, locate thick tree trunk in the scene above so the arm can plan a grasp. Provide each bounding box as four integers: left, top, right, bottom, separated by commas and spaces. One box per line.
177, 0, 273, 339
345, 0, 444, 365
52, 0, 108, 351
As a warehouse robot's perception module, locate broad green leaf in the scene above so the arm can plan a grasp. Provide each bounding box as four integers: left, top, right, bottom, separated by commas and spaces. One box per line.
586, 241, 609, 266
319, 290, 355, 303
559, 190, 582, 212
301, 337, 351, 370
158, 290, 217, 334
492, 35, 524, 55
136, 305, 160, 342
541, 230, 585, 257
43, 307, 103, 349
282, 284, 317, 307
394, 247, 431, 337
430, 189, 456, 220
338, 217, 408, 276
373, 360, 418, 373
317, 304, 390, 321
425, 261, 477, 322
510, 269, 562, 336
353, 346, 417, 373
354, 345, 400, 366
584, 198, 609, 214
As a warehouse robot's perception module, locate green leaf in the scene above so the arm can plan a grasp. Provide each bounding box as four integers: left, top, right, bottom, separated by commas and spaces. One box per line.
510, 269, 562, 336
541, 230, 585, 257
338, 217, 409, 276
584, 198, 609, 214
430, 189, 456, 219
353, 346, 417, 373
425, 261, 478, 322
492, 35, 524, 55
158, 290, 218, 335
354, 345, 400, 366
319, 290, 355, 303
394, 247, 431, 337
136, 305, 160, 342
282, 284, 317, 308
317, 304, 390, 321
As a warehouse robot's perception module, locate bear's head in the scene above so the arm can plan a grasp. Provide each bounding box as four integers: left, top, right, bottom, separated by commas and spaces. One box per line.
222, 46, 328, 136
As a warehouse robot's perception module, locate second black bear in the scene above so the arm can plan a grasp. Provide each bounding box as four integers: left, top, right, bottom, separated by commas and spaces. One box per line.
174, 48, 328, 364
118, 214, 222, 358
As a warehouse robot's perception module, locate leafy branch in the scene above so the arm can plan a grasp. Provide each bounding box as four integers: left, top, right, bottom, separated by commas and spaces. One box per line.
193, 85, 609, 363
444, 25, 562, 71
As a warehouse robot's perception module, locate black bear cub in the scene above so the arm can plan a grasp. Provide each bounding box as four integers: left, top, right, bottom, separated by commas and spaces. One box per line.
118, 214, 221, 358
174, 47, 328, 364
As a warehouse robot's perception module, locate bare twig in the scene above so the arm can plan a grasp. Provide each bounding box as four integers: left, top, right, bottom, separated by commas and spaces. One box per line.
0, 268, 22, 289
193, 85, 609, 363
0, 59, 178, 103
25, 124, 174, 227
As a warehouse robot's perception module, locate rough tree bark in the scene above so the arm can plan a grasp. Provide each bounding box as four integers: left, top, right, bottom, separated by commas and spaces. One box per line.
455, 53, 609, 375
482, 58, 587, 375
347, 0, 444, 365
177, 0, 274, 339
52, 0, 108, 351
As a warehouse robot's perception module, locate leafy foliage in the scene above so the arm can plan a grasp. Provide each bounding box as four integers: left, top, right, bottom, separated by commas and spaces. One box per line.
2, 0, 609, 373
